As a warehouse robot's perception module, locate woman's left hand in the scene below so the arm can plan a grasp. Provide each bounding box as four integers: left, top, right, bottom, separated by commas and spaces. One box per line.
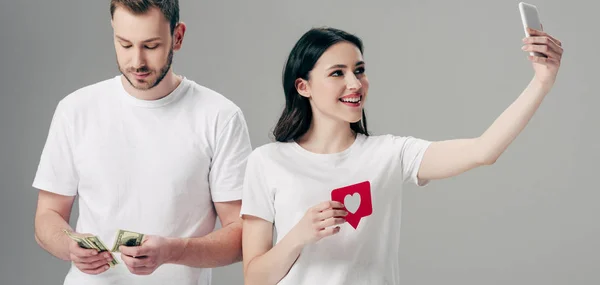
522, 26, 563, 87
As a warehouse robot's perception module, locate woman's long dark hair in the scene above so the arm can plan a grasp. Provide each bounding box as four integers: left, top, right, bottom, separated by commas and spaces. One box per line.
273, 27, 369, 142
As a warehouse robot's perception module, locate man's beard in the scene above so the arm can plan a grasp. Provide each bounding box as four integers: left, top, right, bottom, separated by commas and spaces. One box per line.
118, 48, 174, 90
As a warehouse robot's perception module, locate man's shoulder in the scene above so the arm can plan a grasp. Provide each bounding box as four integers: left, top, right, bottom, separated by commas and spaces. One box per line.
58, 76, 119, 111
183, 78, 241, 113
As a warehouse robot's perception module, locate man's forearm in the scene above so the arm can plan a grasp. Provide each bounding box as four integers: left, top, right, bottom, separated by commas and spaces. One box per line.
34, 210, 73, 261
167, 220, 243, 268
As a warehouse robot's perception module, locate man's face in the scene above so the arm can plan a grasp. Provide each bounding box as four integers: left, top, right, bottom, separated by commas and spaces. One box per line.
111, 6, 175, 90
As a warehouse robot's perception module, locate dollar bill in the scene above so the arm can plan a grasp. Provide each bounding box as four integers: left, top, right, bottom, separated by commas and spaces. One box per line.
63, 230, 93, 249
111, 229, 144, 252
63, 229, 119, 267
85, 236, 119, 267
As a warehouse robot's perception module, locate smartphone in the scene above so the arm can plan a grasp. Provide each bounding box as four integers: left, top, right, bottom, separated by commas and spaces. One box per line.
519, 2, 546, 57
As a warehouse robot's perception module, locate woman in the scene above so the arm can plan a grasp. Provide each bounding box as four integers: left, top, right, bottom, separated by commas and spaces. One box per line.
240, 27, 563, 285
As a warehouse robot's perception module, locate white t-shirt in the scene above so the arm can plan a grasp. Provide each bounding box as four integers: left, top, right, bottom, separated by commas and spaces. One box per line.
240, 133, 431, 285
33, 75, 252, 285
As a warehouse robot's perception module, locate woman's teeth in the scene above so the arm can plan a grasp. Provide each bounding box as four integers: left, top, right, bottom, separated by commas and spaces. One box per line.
340, 97, 361, 103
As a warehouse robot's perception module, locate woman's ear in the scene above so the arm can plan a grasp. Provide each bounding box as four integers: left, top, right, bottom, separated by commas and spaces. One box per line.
296, 78, 311, 98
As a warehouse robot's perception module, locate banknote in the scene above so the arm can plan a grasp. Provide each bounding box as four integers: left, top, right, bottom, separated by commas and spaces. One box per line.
63, 229, 119, 267
111, 229, 144, 252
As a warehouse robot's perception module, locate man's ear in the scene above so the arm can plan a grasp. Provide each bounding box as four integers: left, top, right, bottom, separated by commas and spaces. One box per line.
172, 22, 187, 50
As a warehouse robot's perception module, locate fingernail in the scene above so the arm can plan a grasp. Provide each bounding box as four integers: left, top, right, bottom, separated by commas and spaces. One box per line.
92, 251, 98, 255
522, 38, 527, 42
521, 46, 527, 50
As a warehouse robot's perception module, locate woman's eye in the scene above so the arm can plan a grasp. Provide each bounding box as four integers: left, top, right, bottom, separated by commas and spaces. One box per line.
330, 70, 343, 77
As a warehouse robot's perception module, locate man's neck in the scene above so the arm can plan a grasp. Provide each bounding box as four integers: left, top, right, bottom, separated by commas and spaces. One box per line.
121, 72, 182, 101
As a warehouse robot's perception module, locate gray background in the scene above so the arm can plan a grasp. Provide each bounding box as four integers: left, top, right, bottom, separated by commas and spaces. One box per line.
1, 0, 598, 284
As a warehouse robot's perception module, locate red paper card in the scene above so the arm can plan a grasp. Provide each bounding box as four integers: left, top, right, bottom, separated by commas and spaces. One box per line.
331, 181, 372, 229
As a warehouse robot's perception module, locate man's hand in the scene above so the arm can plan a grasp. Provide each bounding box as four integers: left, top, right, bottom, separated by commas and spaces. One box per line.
68, 236, 113, 275
119, 235, 180, 275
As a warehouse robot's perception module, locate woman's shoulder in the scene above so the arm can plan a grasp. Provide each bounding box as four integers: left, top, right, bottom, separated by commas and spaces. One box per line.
249, 140, 295, 160
360, 133, 431, 151
363, 133, 426, 142
360, 133, 396, 145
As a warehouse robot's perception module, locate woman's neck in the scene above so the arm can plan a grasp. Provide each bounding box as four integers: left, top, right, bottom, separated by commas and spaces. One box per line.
296, 117, 356, 154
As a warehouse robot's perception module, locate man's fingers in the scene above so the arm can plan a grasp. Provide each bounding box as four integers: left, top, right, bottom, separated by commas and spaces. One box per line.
79, 264, 110, 275
119, 244, 148, 257
76, 258, 110, 270
70, 251, 109, 263
125, 264, 155, 275
121, 253, 152, 268
69, 241, 99, 257
123, 255, 157, 275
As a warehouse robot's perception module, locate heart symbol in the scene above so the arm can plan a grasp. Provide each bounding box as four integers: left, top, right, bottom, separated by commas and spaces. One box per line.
344, 193, 361, 214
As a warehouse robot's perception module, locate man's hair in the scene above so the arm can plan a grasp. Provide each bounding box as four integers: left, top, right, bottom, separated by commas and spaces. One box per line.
110, 0, 179, 34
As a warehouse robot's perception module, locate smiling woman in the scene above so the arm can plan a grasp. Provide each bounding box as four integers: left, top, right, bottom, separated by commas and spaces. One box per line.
239, 24, 563, 285
273, 28, 369, 144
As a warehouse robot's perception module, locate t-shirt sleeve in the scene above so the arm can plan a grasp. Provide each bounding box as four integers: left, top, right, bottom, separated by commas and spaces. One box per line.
239, 149, 275, 223
392, 135, 432, 187
32, 101, 79, 196
209, 110, 253, 202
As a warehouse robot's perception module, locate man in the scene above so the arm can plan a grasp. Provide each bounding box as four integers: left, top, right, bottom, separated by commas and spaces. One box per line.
32, 0, 252, 284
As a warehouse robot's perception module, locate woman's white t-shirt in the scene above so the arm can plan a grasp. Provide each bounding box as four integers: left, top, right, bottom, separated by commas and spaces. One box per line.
240, 133, 432, 285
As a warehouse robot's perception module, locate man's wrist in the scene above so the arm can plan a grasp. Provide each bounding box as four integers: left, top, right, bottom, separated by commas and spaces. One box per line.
166, 237, 191, 265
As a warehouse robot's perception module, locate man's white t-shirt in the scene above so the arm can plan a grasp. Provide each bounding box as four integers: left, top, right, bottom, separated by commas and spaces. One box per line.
33, 75, 252, 285
240, 133, 431, 285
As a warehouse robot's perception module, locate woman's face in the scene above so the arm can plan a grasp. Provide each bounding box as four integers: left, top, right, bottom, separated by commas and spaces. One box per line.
297, 41, 369, 125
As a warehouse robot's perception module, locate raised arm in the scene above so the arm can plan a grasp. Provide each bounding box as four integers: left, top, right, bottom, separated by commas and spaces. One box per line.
417, 28, 563, 181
